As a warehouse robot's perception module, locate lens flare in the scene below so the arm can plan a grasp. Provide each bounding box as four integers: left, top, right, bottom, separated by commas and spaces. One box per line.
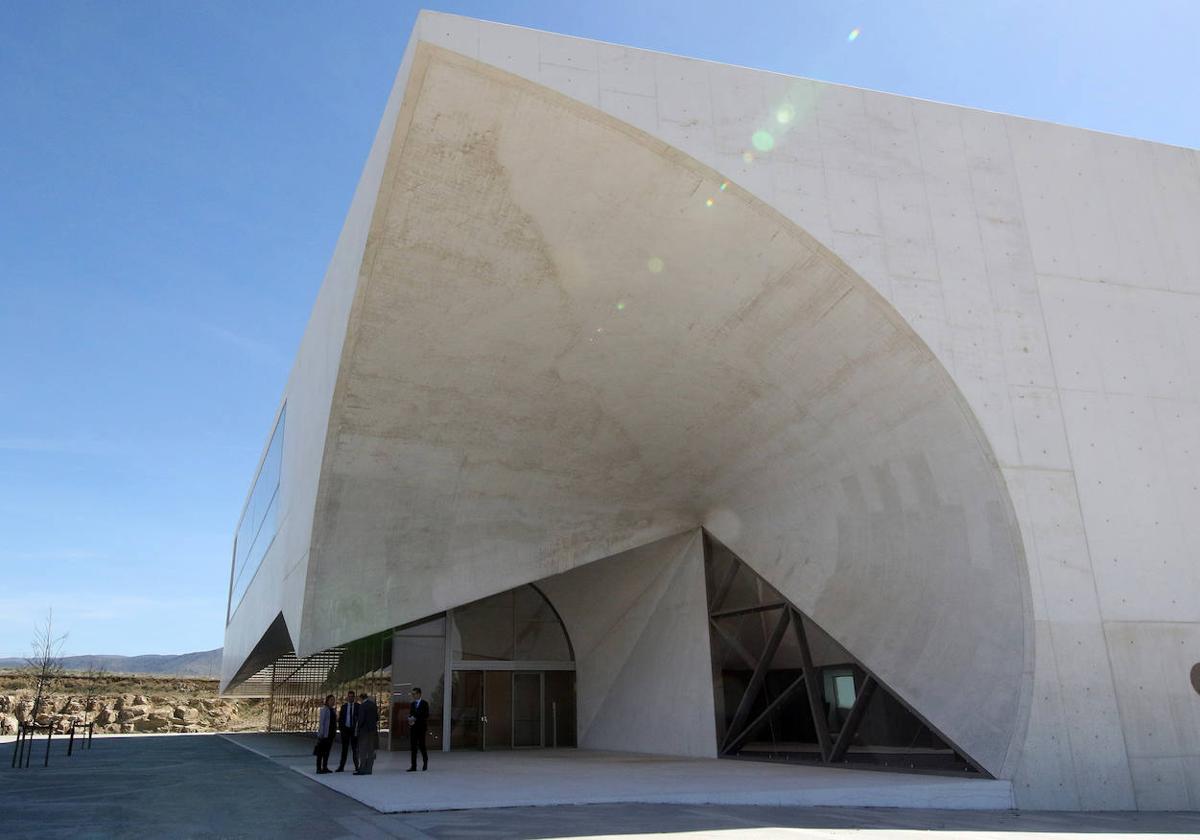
705, 198, 714, 207
847, 27, 861, 42
647, 256, 664, 273
775, 104, 795, 125
751, 131, 775, 152
742, 151, 755, 163
719, 181, 729, 191
616, 300, 627, 311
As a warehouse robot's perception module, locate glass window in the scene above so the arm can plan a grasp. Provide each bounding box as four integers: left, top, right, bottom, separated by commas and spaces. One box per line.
702, 531, 979, 774
834, 674, 856, 709
454, 590, 516, 661
514, 586, 572, 661
227, 406, 285, 621
451, 585, 573, 664
392, 616, 446, 750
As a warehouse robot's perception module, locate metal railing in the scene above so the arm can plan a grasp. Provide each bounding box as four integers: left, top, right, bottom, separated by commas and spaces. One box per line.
67, 720, 94, 756
10, 719, 94, 768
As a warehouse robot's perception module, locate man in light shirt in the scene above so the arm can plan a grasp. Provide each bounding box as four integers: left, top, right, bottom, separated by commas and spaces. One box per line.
314, 694, 336, 774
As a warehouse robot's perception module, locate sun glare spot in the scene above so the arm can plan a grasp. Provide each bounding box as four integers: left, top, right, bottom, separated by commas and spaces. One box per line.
775, 104, 795, 125
647, 256, 664, 273
751, 131, 775, 152
848, 27, 861, 42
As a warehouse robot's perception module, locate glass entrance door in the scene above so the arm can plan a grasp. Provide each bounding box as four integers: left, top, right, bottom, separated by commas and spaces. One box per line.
450, 668, 575, 750
449, 670, 483, 748
450, 669, 518, 750
512, 672, 543, 747
482, 671, 512, 750
445, 585, 576, 751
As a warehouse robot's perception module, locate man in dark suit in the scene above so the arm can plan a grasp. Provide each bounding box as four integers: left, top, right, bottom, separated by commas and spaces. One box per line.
335, 689, 359, 772
314, 694, 336, 774
407, 687, 429, 772
353, 691, 380, 775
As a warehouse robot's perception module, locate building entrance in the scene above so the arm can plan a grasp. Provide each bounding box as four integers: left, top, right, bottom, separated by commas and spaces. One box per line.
449, 668, 574, 749
394, 584, 577, 752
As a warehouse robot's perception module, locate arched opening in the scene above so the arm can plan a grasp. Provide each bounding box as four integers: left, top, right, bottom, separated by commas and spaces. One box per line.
391, 584, 577, 751
295, 44, 1032, 776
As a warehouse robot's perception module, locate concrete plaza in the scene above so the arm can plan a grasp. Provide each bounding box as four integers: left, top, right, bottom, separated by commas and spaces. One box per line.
227, 733, 1014, 812
3, 734, 1200, 838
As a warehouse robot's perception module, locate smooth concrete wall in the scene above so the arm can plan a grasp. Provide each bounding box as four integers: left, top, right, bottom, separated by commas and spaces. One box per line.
537, 530, 716, 758
221, 36, 423, 689
222, 11, 1200, 809
409, 11, 1200, 808
297, 40, 1028, 780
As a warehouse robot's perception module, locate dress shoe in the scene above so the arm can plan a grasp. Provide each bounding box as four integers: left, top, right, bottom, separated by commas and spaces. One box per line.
422, 766, 428, 771
335, 767, 344, 772
407, 767, 416, 772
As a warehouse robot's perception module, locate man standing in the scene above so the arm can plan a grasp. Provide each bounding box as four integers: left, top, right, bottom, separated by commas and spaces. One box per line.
407, 687, 429, 772
314, 694, 336, 774
354, 691, 380, 775
335, 690, 359, 772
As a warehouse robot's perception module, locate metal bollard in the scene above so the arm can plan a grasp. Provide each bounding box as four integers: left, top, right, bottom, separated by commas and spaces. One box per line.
44, 726, 52, 767
16, 723, 33, 769
10, 722, 21, 768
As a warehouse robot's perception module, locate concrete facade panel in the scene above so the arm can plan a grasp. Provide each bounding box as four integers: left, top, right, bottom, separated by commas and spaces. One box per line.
285, 40, 1029, 778
222, 13, 1200, 810
538, 531, 716, 757
220, 31, 423, 687
1059, 391, 1200, 623
1106, 622, 1200, 764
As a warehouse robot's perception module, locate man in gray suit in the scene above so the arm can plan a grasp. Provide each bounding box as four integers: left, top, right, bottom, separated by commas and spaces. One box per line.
353, 692, 380, 775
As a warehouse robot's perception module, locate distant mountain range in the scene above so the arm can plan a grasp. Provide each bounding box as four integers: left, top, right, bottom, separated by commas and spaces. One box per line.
0, 648, 222, 677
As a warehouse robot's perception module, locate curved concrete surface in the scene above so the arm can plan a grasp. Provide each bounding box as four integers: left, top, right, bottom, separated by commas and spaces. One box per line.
289, 44, 1030, 776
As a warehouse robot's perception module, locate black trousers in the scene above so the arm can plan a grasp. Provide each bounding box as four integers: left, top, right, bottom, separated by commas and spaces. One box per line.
315, 736, 334, 771
337, 729, 358, 770
410, 725, 428, 769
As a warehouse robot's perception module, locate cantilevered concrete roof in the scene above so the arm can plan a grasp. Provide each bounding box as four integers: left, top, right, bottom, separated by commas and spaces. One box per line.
239, 40, 1032, 777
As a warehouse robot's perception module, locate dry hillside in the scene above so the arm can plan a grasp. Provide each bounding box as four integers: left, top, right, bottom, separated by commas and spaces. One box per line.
0, 670, 267, 736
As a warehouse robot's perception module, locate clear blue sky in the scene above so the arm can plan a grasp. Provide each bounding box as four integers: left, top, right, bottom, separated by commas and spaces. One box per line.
1, 1, 1196, 657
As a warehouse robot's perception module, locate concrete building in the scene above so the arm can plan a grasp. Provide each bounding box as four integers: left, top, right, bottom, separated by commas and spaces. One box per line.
221, 11, 1200, 810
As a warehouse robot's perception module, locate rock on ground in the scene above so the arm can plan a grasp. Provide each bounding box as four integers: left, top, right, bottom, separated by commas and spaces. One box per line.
0, 671, 268, 735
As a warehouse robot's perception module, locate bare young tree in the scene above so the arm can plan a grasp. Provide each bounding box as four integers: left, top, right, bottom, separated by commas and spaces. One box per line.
26, 609, 68, 722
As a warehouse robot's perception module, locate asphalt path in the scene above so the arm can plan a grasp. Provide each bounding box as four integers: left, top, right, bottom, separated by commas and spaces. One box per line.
3, 733, 1198, 839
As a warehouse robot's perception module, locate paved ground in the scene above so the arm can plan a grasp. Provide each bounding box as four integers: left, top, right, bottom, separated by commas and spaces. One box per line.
3, 734, 1199, 839
227, 733, 1013, 812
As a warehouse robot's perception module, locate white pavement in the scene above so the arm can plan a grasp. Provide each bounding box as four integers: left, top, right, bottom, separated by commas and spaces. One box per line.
225, 734, 1013, 813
